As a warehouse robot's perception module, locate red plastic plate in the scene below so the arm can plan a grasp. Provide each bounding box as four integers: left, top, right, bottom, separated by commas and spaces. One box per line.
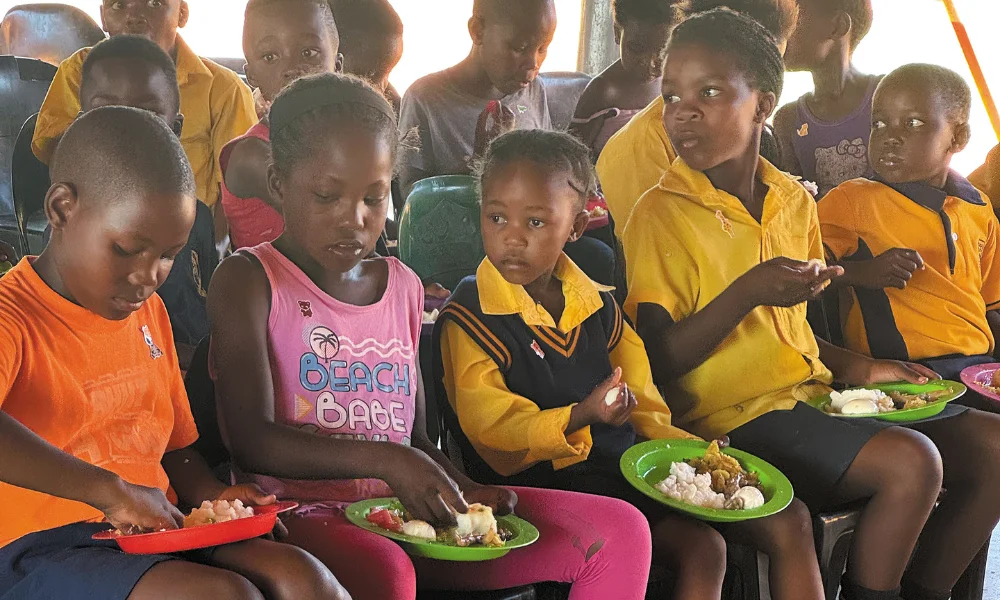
92, 501, 298, 554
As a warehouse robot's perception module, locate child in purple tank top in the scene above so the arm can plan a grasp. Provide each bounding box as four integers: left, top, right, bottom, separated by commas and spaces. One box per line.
209, 72, 653, 600
774, 0, 880, 197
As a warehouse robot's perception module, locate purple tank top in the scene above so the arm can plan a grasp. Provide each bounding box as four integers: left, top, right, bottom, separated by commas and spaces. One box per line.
791, 78, 878, 197
234, 244, 424, 504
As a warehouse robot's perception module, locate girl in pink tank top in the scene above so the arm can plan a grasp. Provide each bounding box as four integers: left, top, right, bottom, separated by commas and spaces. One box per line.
219, 122, 285, 249
208, 74, 653, 600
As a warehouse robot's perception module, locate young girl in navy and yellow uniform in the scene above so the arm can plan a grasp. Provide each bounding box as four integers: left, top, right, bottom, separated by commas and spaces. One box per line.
622, 9, 1000, 600
208, 72, 654, 600
435, 128, 825, 600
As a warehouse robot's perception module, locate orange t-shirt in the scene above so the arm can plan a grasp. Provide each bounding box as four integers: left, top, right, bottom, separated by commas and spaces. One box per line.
0, 259, 199, 547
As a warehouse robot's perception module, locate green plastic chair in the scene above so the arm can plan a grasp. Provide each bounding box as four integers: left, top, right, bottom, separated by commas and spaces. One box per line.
399, 175, 485, 290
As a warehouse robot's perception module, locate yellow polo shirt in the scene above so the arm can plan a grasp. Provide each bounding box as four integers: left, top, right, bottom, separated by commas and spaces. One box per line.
622, 158, 833, 440
819, 176, 1000, 361
596, 95, 678, 237
32, 36, 256, 207
970, 144, 1000, 213
440, 255, 694, 477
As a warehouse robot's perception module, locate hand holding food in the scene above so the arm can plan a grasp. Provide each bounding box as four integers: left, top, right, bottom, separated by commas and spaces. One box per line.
654, 441, 765, 511
850, 248, 924, 290
384, 446, 468, 526
847, 357, 939, 388
100, 480, 185, 534
578, 368, 636, 428
739, 257, 843, 309
366, 502, 512, 548
462, 483, 518, 516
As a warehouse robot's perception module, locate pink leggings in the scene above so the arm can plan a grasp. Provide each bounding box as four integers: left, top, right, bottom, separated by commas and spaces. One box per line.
282, 486, 651, 600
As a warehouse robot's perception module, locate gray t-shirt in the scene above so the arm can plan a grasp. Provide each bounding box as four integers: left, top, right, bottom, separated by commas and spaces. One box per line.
398, 68, 552, 193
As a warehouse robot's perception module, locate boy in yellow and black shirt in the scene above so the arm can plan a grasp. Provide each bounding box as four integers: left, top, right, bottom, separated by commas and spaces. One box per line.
819, 64, 1000, 380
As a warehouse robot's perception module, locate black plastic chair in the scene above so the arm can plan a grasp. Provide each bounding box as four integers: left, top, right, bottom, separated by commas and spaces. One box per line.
0, 55, 55, 255
0, 4, 105, 66
11, 113, 49, 254
538, 72, 591, 132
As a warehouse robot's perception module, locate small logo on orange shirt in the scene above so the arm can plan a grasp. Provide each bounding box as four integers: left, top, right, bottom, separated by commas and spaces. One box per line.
530, 340, 545, 359
797, 123, 809, 137
715, 210, 736, 239
141, 325, 163, 359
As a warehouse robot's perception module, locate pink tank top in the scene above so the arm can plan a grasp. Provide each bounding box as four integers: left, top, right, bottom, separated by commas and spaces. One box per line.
237, 243, 424, 504
219, 123, 285, 249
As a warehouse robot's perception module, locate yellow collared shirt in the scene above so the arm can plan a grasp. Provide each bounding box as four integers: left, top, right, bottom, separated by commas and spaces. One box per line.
32, 36, 256, 208
819, 177, 1000, 360
596, 95, 678, 238
622, 158, 833, 440
971, 144, 1000, 214
439, 254, 694, 477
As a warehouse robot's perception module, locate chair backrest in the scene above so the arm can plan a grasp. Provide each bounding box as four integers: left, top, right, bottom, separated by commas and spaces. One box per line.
539, 71, 592, 131
0, 55, 56, 223
0, 4, 105, 66
398, 175, 485, 291
11, 113, 48, 232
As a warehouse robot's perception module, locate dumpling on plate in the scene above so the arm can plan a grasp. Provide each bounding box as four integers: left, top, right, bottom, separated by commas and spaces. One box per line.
401, 519, 436, 540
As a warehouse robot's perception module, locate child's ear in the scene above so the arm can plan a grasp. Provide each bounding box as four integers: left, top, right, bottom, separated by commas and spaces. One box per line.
335, 53, 345, 73
832, 10, 852, 41
99, 5, 108, 33
613, 23, 623, 46
755, 92, 778, 124
569, 208, 590, 243
244, 63, 256, 88
45, 183, 79, 232
469, 15, 486, 46
172, 114, 185, 138
266, 163, 284, 205
178, 1, 190, 29
951, 122, 972, 154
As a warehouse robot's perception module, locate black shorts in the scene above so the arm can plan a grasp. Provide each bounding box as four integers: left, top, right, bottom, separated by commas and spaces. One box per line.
727, 401, 966, 509
0, 523, 216, 600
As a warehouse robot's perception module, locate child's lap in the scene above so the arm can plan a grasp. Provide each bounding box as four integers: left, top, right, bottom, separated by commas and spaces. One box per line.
0, 522, 189, 600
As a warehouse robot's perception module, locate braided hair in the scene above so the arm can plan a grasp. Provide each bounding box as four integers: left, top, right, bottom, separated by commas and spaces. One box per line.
678, 0, 798, 45
670, 7, 785, 100
612, 0, 683, 27
269, 72, 397, 178
476, 130, 597, 211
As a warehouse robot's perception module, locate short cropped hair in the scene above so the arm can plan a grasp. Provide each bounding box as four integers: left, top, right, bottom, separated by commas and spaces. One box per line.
830, 0, 873, 49
51, 106, 195, 204
679, 0, 799, 44
476, 129, 598, 210
612, 0, 684, 27
245, 0, 339, 43
883, 63, 972, 123
80, 34, 180, 112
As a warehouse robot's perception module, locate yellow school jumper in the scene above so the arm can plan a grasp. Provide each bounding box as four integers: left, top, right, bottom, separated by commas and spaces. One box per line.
622, 158, 833, 440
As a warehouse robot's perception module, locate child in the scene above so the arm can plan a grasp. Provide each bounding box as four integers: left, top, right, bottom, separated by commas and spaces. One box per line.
78, 34, 218, 370
220, 0, 342, 250
819, 65, 1000, 380
596, 0, 799, 237
970, 143, 1000, 214
621, 10, 967, 600
773, 0, 879, 198
330, 0, 404, 114
0, 106, 346, 600
569, 0, 681, 159
208, 72, 653, 600
437, 128, 825, 600
32, 0, 256, 211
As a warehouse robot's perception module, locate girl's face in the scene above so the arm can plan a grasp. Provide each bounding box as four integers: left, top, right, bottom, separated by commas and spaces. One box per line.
269, 120, 393, 274
617, 19, 672, 83
660, 42, 774, 172
480, 159, 588, 287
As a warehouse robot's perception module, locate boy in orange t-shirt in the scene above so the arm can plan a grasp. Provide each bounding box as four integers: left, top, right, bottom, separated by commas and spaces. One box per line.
0, 107, 344, 600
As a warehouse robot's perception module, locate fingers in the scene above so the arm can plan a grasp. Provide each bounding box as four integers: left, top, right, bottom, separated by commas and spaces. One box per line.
603, 367, 622, 390
272, 518, 289, 540
890, 248, 924, 269
499, 488, 517, 515
165, 504, 184, 529
901, 361, 941, 382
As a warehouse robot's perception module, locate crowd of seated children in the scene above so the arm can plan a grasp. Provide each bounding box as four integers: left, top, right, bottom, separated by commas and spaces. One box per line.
77, 34, 218, 371
208, 72, 653, 600
773, 0, 880, 197
220, 0, 342, 251
31, 0, 256, 217
622, 8, 1000, 600
596, 0, 799, 238
819, 65, 1000, 381
0, 106, 348, 600
435, 128, 825, 600
568, 0, 681, 159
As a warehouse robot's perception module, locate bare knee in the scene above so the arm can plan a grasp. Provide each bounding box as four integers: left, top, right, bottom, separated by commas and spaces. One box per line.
754, 498, 815, 556
655, 517, 726, 575
130, 563, 264, 600
875, 428, 943, 500
258, 544, 350, 600
209, 571, 266, 600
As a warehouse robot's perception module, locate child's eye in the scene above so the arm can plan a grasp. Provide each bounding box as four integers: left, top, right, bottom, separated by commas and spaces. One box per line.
907, 118, 925, 128
113, 244, 141, 257
511, 43, 530, 53
488, 214, 506, 225
702, 87, 722, 98
146, 0, 163, 7
262, 53, 278, 63
303, 48, 321, 59
364, 195, 388, 207
313, 193, 335, 204
663, 93, 680, 104
109, 1, 123, 9
872, 120, 886, 130
528, 218, 544, 228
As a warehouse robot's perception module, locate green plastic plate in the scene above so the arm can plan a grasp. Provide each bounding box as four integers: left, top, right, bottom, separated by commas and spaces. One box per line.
620, 439, 794, 523
345, 498, 539, 561
806, 380, 966, 422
